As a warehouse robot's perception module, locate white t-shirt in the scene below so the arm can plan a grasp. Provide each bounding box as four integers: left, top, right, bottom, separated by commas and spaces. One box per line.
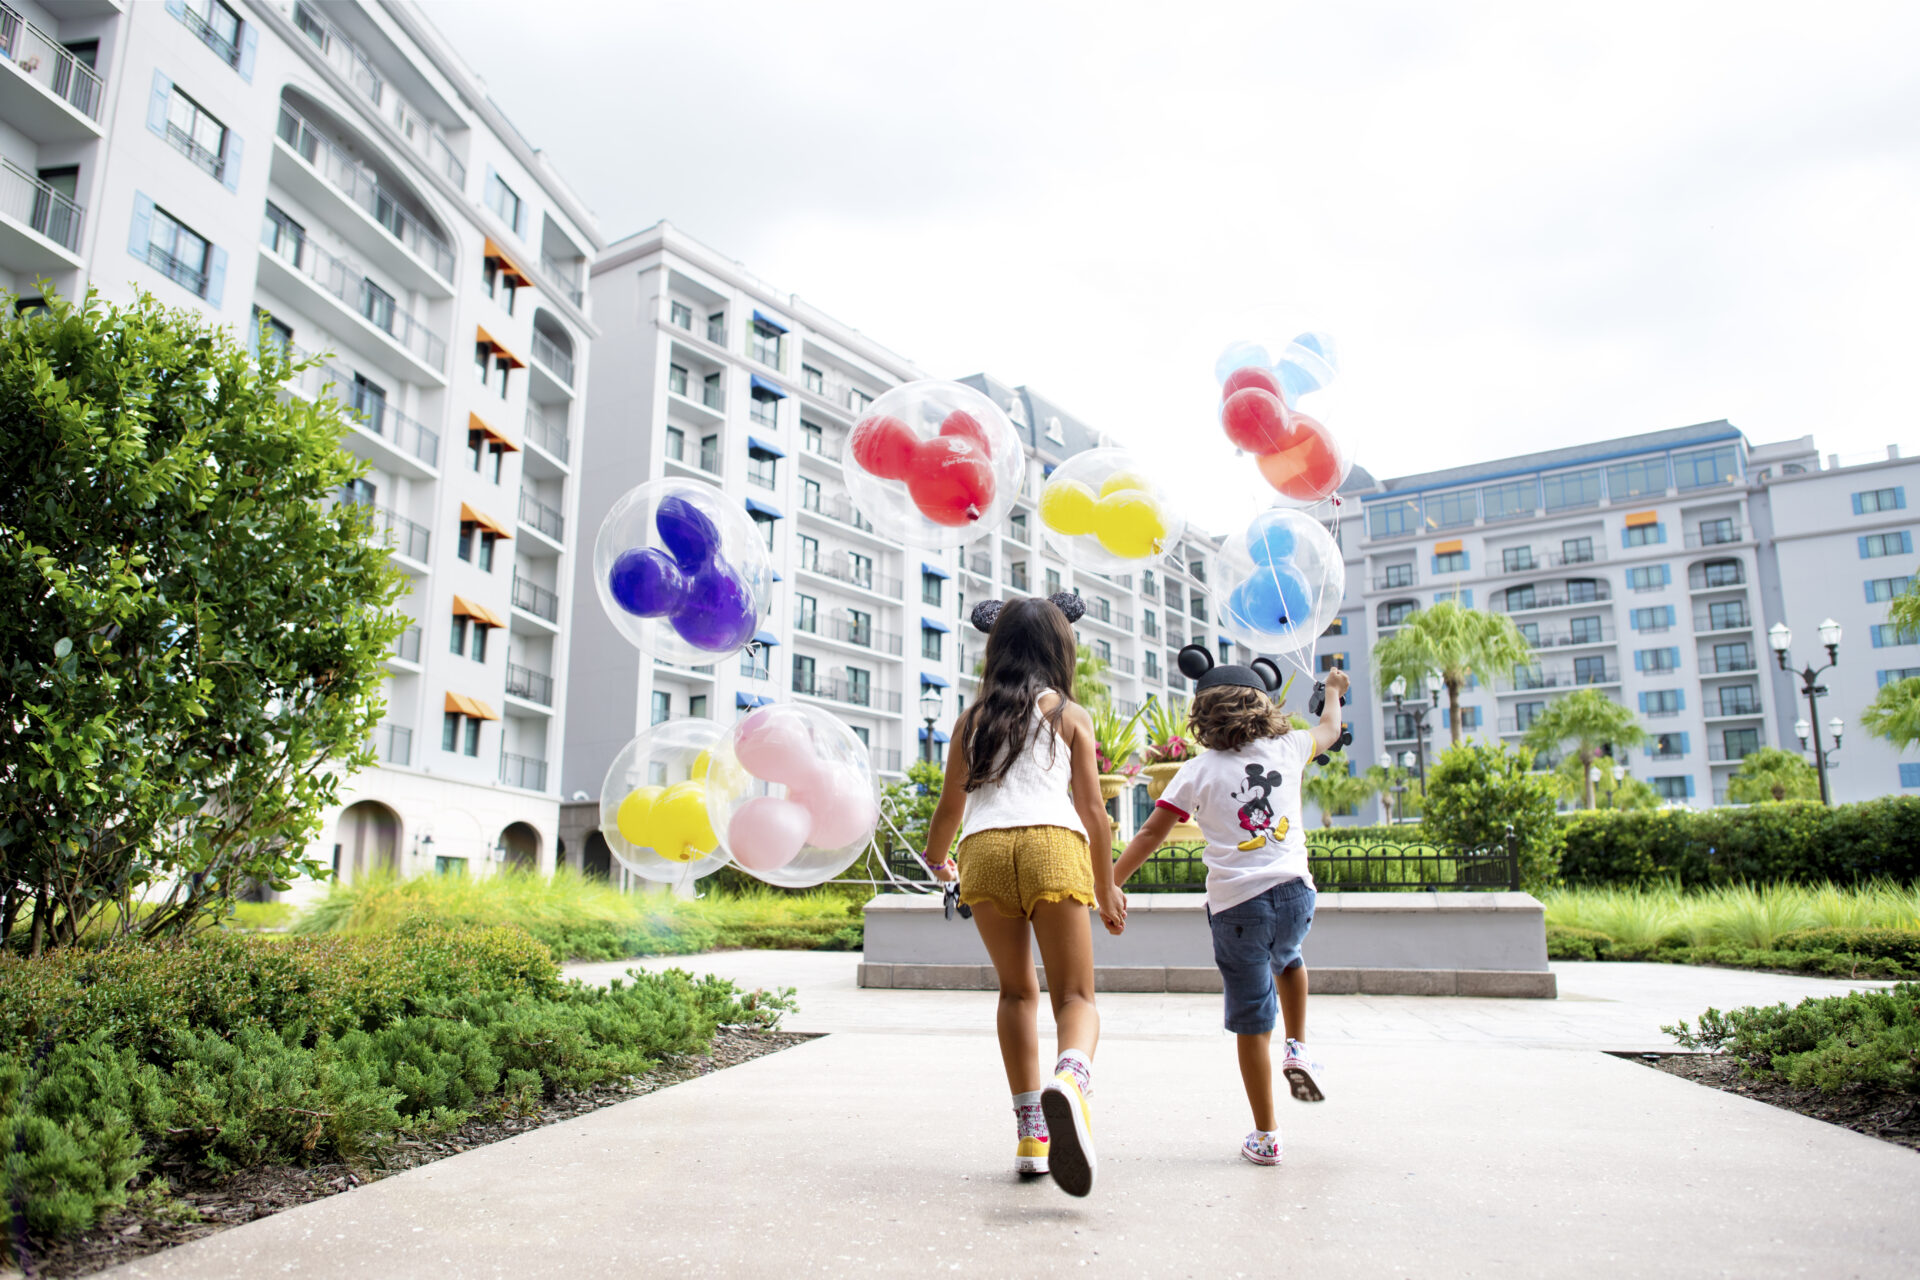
1156, 731, 1315, 912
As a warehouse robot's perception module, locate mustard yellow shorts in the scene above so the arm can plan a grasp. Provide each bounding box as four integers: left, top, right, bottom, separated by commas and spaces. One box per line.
956, 825, 1096, 919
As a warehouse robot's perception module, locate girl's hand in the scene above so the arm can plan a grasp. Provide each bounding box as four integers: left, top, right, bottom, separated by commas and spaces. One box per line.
1097, 884, 1127, 934
928, 855, 958, 883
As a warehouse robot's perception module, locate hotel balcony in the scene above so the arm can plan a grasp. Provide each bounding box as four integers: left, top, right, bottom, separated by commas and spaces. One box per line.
257, 220, 448, 381
0, 3, 105, 140
0, 157, 83, 274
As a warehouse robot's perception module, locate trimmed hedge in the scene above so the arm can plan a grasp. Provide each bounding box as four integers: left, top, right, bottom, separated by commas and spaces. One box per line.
1666, 982, 1920, 1094
1546, 922, 1920, 979
1557, 797, 1920, 887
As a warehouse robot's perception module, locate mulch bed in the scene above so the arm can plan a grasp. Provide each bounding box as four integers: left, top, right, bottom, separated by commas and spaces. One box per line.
1635, 1052, 1920, 1155
18, 1028, 816, 1280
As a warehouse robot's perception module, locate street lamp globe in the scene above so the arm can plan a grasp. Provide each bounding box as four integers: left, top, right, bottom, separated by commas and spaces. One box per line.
1818, 618, 1843, 649
1377, 753, 1393, 772
919, 688, 943, 722
1424, 673, 1442, 701
1794, 717, 1811, 746
1389, 675, 1408, 700
1399, 751, 1417, 770
1828, 715, 1844, 746
1768, 622, 1791, 654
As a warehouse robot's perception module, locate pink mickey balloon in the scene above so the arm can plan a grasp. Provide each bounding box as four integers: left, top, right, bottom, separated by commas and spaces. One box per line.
732, 707, 822, 787
794, 764, 879, 850
726, 796, 811, 872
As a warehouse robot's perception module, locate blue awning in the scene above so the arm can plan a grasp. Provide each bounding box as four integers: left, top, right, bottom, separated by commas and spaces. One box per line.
921, 617, 951, 633
753, 630, 780, 646
921, 561, 951, 580
919, 727, 951, 744
920, 673, 951, 689
1218, 635, 1232, 647
748, 434, 786, 459
735, 692, 773, 708
750, 374, 787, 399
744, 497, 783, 519
771, 571, 782, 582
1043, 463, 1057, 477
752, 309, 788, 335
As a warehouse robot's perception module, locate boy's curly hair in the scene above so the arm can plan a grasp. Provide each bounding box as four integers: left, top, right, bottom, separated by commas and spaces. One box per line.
1187, 685, 1291, 753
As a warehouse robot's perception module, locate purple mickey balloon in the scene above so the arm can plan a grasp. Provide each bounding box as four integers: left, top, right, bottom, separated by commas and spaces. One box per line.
655, 495, 722, 568
609, 547, 685, 618
674, 561, 759, 652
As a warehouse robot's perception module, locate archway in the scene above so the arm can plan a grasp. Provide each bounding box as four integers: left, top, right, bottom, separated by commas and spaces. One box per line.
336, 800, 401, 882
500, 821, 539, 871
583, 831, 612, 880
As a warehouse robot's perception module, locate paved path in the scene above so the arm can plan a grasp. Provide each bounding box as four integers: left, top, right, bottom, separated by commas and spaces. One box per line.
108, 958, 1919, 1279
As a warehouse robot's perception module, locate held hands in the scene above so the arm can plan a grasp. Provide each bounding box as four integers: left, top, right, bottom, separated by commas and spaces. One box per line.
1097, 884, 1127, 935
927, 853, 958, 882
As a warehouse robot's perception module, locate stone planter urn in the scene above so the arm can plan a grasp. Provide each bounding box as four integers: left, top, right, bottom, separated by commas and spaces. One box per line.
1098, 773, 1129, 840
1139, 760, 1203, 844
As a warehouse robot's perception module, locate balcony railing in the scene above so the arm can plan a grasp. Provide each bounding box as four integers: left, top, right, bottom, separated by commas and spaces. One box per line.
375, 721, 412, 766
1085, 607, 1135, 634
1687, 524, 1745, 549
1503, 664, 1619, 691
1690, 568, 1746, 591
2, 2, 106, 119
499, 751, 547, 791
512, 572, 559, 622
147, 244, 207, 297
1496, 717, 1541, 734
802, 490, 876, 533
519, 488, 565, 542
541, 253, 584, 307
1710, 700, 1763, 718
1548, 546, 1603, 567
1496, 584, 1612, 613
348, 501, 430, 563
505, 662, 554, 706
1373, 573, 1416, 591
391, 624, 421, 663
1643, 705, 1684, 719
276, 103, 455, 280
797, 554, 902, 598
1694, 612, 1751, 633
798, 613, 904, 655
338, 376, 440, 467
1520, 624, 1616, 648
964, 552, 991, 578
525, 407, 569, 462
1113, 655, 1137, 675
532, 331, 574, 386
876, 748, 904, 773
1005, 570, 1029, 591
0, 158, 82, 252
283, 1, 467, 187
791, 672, 902, 713
1708, 742, 1760, 762
1701, 655, 1758, 675
259, 219, 447, 369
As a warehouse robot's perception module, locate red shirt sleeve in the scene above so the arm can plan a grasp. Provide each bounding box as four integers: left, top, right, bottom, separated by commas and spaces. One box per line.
1154, 798, 1190, 822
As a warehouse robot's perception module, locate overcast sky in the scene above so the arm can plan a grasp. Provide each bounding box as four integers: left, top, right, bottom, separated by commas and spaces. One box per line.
419, 0, 1920, 531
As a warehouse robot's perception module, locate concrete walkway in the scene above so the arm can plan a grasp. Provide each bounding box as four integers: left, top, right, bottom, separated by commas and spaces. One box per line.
108, 958, 1919, 1279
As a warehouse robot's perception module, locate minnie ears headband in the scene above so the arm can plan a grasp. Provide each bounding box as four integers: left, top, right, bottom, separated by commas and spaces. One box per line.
969, 592, 1086, 633
1177, 643, 1283, 696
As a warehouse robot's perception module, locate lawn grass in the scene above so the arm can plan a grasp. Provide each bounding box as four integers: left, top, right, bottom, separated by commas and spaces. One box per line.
1542, 881, 1920, 951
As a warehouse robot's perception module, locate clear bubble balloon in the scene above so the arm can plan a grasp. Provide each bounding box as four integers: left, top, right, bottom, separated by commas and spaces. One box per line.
1036, 446, 1187, 572
599, 718, 731, 885
593, 477, 773, 664
1214, 332, 1352, 509
842, 380, 1026, 551
704, 704, 880, 889
1212, 507, 1346, 671
1275, 332, 1338, 405
1213, 340, 1271, 385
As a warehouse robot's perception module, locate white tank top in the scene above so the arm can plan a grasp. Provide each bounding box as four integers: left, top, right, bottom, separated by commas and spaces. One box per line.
958, 692, 1087, 841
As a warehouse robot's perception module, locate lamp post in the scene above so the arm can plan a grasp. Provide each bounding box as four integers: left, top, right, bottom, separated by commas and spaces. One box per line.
1769, 618, 1841, 804
1398, 750, 1418, 822
1388, 673, 1442, 787
919, 687, 943, 764
1378, 752, 1405, 825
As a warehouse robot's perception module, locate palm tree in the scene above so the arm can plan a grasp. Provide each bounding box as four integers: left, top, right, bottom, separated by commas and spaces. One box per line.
1520, 688, 1649, 809
1372, 600, 1533, 745
1726, 746, 1819, 803
1862, 676, 1920, 752
1074, 643, 1112, 710
1301, 752, 1376, 827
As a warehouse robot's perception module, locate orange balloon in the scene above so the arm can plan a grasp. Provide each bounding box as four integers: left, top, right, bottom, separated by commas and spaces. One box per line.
1255, 411, 1343, 502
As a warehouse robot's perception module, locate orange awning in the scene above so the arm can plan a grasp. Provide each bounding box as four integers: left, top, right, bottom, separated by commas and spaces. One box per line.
476, 326, 525, 369
1433, 538, 1464, 555
444, 692, 500, 721
467, 411, 520, 452
484, 238, 533, 288
459, 502, 514, 539
451, 595, 507, 629
1624, 510, 1659, 527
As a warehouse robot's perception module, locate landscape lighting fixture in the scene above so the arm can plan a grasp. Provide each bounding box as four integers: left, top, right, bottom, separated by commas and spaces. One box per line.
1828, 716, 1844, 748
1794, 718, 1811, 747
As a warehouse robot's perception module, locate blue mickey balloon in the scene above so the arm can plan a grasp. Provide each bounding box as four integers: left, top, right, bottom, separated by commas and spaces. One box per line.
1225, 562, 1314, 637
1275, 331, 1338, 405
609, 495, 757, 653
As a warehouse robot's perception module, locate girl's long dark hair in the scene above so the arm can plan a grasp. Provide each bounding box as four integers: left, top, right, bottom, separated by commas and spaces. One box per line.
959, 596, 1078, 792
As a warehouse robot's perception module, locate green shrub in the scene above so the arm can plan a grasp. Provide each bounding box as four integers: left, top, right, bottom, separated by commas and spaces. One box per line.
1558, 796, 1920, 887
0, 1037, 150, 1242
1546, 925, 1614, 960
1304, 825, 1424, 846
1421, 741, 1561, 891
1666, 982, 1920, 1093
1777, 927, 1920, 968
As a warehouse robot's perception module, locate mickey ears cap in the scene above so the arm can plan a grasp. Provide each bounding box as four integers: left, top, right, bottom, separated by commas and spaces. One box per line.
1047, 591, 1086, 624
970, 592, 1087, 634
1178, 643, 1282, 694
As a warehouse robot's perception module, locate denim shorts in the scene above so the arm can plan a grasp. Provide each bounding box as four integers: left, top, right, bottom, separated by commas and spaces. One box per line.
1207, 878, 1316, 1035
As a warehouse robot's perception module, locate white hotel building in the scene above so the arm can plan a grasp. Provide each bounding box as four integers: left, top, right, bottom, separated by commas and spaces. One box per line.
2, 0, 601, 881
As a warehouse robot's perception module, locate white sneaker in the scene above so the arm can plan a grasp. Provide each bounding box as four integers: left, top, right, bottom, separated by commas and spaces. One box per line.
1040, 1071, 1096, 1197
1242, 1130, 1282, 1166
1282, 1039, 1325, 1103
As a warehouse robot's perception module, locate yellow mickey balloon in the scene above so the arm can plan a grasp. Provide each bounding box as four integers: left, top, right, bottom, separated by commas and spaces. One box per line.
690, 750, 711, 780
615, 780, 719, 863
1038, 478, 1098, 536
1093, 491, 1170, 559
1098, 471, 1153, 498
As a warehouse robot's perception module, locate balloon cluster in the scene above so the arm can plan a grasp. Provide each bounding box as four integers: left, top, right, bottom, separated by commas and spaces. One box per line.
842, 380, 1025, 550
1037, 447, 1184, 571
1214, 334, 1351, 507
592, 478, 772, 665
1216, 507, 1346, 669
599, 718, 729, 885
706, 705, 879, 889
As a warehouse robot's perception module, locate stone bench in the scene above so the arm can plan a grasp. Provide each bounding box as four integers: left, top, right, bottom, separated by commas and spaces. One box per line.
859, 890, 1555, 998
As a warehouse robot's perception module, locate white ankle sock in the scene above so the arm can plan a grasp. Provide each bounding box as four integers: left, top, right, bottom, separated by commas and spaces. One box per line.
1055, 1048, 1092, 1097
1013, 1090, 1046, 1138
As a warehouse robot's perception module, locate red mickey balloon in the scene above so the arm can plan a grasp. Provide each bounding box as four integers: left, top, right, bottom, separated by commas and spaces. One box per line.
849, 414, 918, 480
1220, 387, 1291, 453
1221, 366, 1284, 401
851, 410, 997, 526
1255, 410, 1343, 502
938, 410, 993, 456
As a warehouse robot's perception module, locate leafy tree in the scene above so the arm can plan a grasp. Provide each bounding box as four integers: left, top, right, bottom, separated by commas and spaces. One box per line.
1074, 643, 1111, 710
1521, 688, 1649, 809
1548, 753, 1659, 811
1861, 677, 1920, 753
0, 290, 404, 953
1726, 746, 1820, 804
1371, 601, 1532, 744
877, 759, 946, 860
1301, 752, 1376, 826
1421, 741, 1561, 890
1889, 570, 1920, 637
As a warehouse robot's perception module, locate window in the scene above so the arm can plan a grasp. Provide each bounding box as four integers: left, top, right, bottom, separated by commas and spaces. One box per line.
665, 426, 685, 462
1383, 563, 1414, 588
797, 536, 818, 573
1506, 585, 1538, 612
1042, 567, 1062, 596
740, 648, 768, 679
1514, 701, 1546, 730
1566, 578, 1601, 603
1143, 608, 1158, 638
922, 627, 942, 660
260, 203, 305, 267
1701, 560, 1743, 588
1542, 469, 1602, 511
1368, 497, 1421, 539
800, 478, 822, 512
164, 89, 229, 179
1707, 600, 1748, 630
1093, 639, 1112, 664
471, 625, 488, 663
1623, 522, 1665, 547
1626, 565, 1669, 592
849, 388, 872, 414
849, 552, 874, 589
650, 691, 670, 725
1878, 667, 1920, 687
1866, 576, 1915, 603
1043, 415, 1065, 445
803, 422, 824, 454
1605, 457, 1668, 501
1561, 536, 1595, 564
1325, 617, 1346, 635
670, 301, 692, 330
1634, 648, 1679, 673
750, 387, 779, 428
750, 320, 784, 368
1871, 624, 1918, 648
461, 717, 480, 756
747, 445, 778, 489
702, 373, 722, 411
1517, 621, 1540, 646
1382, 600, 1417, 626
1717, 686, 1759, 716
847, 667, 871, 706
1640, 690, 1683, 715
1722, 728, 1760, 760
1145, 650, 1160, 679
803, 364, 824, 394
922, 572, 942, 606
1649, 732, 1687, 758
1569, 614, 1605, 644
1442, 706, 1482, 730
1009, 511, 1029, 544
669, 364, 688, 396
180, 0, 243, 65
1651, 776, 1692, 801
251, 306, 292, 359
1853, 486, 1907, 515
1695, 517, 1736, 546
359, 280, 395, 334
1574, 654, 1611, 683
1631, 606, 1673, 632
847, 609, 872, 646
1427, 489, 1477, 529
146, 205, 211, 296
1902, 763, 1920, 789
699, 433, 718, 471
1502, 547, 1535, 573
690, 694, 708, 719
475, 342, 492, 387
750, 512, 775, 550
480, 259, 517, 313
706, 311, 726, 344
792, 654, 816, 694
1674, 445, 1740, 490
442, 712, 459, 753
1190, 591, 1207, 622
1860, 531, 1914, 559
1712, 642, 1753, 673
1433, 588, 1473, 608
794, 594, 817, 632
485, 170, 523, 233
1482, 480, 1537, 522
1142, 570, 1157, 598
1432, 550, 1467, 574
449, 616, 468, 656
1389, 712, 1419, 740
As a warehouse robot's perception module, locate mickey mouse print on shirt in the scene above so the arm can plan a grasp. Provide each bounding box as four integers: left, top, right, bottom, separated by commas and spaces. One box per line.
1231, 763, 1291, 852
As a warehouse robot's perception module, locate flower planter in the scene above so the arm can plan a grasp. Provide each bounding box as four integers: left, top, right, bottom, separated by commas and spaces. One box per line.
1098, 773, 1130, 803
